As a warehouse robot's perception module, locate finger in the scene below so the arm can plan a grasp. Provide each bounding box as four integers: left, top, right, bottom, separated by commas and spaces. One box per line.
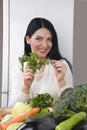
23, 72, 34, 80
51, 60, 59, 64
24, 68, 34, 73
52, 60, 66, 69
24, 74, 34, 80
24, 75, 34, 80
56, 72, 64, 81
56, 67, 66, 74
55, 68, 66, 81
24, 72, 34, 77
54, 62, 66, 70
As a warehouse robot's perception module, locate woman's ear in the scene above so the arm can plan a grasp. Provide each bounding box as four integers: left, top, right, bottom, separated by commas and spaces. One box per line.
25, 35, 31, 45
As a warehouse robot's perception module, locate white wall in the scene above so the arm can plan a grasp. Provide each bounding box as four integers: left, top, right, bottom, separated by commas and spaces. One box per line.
10, 0, 74, 68
2, 0, 74, 106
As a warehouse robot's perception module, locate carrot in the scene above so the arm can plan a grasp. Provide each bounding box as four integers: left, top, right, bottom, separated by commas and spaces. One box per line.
0, 107, 40, 130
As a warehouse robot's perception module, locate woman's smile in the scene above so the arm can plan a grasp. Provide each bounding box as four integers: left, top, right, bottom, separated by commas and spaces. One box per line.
39, 48, 48, 53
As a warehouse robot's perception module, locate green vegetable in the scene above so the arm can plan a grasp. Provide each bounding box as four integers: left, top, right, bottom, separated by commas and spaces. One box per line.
40, 107, 53, 113
70, 83, 87, 112
60, 87, 74, 98
40, 107, 49, 113
19, 52, 46, 72
26, 111, 53, 122
55, 112, 87, 130
53, 97, 76, 119
54, 83, 87, 119
29, 93, 54, 108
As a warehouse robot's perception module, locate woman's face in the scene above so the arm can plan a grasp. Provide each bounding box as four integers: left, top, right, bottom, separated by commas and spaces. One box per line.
26, 28, 53, 59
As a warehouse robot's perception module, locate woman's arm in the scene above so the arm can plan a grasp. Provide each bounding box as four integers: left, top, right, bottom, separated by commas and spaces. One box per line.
52, 59, 73, 88
8, 65, 30, 107
52, 60, 67, 87
56, 60, 73, 96
22, 66, 34, 94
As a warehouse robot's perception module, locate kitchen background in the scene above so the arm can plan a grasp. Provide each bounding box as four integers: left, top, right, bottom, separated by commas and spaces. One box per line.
0, 0, 87, 107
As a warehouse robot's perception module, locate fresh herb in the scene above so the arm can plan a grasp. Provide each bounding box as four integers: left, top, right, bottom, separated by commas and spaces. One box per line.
19, 53, 46, 72
29, 93, 54, 108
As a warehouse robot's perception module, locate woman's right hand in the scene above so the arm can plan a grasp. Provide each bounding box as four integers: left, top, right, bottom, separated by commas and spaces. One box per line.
22, 66, 34, 94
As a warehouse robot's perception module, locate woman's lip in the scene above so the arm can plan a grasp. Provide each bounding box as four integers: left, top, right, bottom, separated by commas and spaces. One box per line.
39, 49, 47, 52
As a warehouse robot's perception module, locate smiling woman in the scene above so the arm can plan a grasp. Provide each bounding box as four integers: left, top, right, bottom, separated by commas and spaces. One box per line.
8, 17, 73, 106
1, 0, 74, 107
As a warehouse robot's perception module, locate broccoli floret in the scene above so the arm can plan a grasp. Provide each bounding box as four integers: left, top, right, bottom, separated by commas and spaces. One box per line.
53, 97, 76, 119
60, 87, 74, 99
70, 83, 87, 112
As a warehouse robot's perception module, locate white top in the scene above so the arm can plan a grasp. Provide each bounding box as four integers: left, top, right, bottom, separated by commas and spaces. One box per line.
8, 59, 73, 106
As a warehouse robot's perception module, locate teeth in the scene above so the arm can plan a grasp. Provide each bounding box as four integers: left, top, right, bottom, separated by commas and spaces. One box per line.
40, 49, 47, 51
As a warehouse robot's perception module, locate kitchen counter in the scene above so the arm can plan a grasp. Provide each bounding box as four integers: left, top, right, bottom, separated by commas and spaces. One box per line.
0, 107, 12, 120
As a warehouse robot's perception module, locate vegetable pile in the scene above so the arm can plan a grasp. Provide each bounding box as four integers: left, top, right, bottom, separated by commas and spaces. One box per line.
0, 107, 40, 130
1, 84, 87, 130
19, 53, 46, 72
54, 83, 87, 119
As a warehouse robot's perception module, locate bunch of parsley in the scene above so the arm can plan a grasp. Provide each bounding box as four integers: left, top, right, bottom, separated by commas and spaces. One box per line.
29, 93, 54, 108
19, 53, 46, 72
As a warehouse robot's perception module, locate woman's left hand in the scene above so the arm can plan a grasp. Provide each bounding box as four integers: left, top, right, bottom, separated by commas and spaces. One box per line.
52, 60, 67, 86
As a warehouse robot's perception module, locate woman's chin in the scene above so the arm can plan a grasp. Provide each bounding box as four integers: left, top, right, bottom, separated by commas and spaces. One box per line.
38, 53, 47, 59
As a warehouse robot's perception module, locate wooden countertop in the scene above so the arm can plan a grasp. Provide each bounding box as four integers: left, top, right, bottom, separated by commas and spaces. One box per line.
0, 107, 12, 119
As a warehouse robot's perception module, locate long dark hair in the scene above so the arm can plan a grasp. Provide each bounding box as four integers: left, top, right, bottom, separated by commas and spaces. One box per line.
24, 17, 72, 70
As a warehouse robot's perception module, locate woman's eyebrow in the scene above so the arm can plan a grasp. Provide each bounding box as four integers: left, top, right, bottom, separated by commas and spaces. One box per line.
35, 35, 43, 38
36, 35, 52, 39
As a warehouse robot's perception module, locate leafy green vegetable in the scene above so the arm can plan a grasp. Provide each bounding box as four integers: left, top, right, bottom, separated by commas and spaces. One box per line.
53, 96, 76, 119
60, 87, 74, 98
19, 53, 46, 72
53, 83, 87, 119
29, 93, 54, 108
70, 83, 87, 112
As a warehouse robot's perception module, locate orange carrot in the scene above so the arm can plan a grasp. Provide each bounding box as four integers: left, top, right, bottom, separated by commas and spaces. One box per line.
0, 107, 40, 130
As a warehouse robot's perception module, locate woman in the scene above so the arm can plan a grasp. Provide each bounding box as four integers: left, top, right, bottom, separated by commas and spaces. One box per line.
9, 17, 73, 106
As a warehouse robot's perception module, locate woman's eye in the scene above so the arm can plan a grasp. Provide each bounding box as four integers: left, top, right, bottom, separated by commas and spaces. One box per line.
36, 37, 42, 40
48, 38, 52, 42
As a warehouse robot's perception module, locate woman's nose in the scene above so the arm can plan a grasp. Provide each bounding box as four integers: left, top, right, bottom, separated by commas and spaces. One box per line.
42, 40, 48, 47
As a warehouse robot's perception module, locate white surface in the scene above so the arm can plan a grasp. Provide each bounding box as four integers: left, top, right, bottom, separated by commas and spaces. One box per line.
10, 0, 74, 67
2, 0, 9, 106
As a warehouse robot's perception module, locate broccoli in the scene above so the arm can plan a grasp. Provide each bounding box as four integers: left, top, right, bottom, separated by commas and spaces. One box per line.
53, 96, 76, 119
70, 83, 87, 112
60, 87, 74, 99
53, 83, 87, 119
